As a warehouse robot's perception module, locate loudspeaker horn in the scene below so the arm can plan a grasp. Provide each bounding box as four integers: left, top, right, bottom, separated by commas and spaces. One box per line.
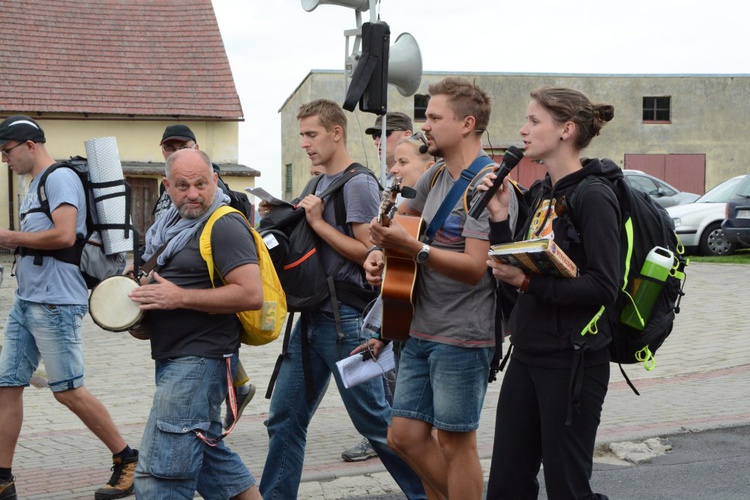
301, 0, 371, 12
388, 32, 422, 97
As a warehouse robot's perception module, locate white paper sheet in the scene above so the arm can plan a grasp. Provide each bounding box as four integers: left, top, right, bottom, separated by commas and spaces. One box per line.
244, 187, 294, 207
336, 342, 394, 389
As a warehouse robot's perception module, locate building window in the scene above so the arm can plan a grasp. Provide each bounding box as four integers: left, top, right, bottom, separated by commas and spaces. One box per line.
413, 94, 429, 121
285, 163, 293, 199
643, 96, 671, 123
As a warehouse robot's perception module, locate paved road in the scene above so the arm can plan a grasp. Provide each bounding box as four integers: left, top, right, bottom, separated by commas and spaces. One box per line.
1, 256, 748, 499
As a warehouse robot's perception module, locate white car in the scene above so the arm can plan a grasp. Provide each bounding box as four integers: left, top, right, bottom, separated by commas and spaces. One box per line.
666, 175, 746, 256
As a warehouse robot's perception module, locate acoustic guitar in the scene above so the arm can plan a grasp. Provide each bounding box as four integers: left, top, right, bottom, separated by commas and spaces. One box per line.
376, 178, 424, 341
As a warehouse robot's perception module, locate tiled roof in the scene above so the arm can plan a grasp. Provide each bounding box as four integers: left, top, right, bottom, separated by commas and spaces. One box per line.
0, 0, 243, 120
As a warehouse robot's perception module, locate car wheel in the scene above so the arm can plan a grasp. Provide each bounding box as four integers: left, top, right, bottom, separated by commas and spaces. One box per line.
699, 222, 736, 256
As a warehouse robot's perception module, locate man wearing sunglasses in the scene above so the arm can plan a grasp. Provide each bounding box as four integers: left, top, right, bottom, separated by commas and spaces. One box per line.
365, 112, 413, 187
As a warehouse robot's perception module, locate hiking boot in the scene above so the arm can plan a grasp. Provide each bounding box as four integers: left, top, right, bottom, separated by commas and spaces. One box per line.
223, 383, 256, 430
341, 438, 378, 462
94, 449, 138, 500
0, 476, 16, 500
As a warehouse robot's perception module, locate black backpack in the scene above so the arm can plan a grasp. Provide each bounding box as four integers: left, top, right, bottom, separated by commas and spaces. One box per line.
217, 175, 254, 224
568, 172, 688, 394
261, 163, 380, 401
258, 163, 380, 312
18, 156, 134, 288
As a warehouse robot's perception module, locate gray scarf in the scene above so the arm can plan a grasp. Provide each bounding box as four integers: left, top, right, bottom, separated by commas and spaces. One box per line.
142, 191, 231, 267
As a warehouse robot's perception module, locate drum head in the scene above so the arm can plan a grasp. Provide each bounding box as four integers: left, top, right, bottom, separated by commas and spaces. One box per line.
89, 276, 143, 332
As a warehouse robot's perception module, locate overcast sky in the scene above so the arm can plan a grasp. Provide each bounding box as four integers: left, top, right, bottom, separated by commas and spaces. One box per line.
212, 0, 749, 198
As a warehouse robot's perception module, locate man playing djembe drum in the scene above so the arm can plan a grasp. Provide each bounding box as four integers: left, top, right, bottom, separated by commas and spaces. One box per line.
0, 115, 139, 500
129, 148, 262, 499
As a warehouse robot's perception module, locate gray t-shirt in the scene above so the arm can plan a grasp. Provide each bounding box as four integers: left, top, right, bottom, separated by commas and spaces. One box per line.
147, 212, 258, 360
17, 167, 88, 305
406, 160, 495, 348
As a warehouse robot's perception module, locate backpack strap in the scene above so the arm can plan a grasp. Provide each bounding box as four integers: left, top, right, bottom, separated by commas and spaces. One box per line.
567, 175, 633, 339
200, 205, 240, 287
423, 155, 494, 243
17, 162, 86, 267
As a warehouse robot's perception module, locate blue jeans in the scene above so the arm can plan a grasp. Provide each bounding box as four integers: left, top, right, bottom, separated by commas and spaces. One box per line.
135, 355, 255, 499
260, 305, 426, 500
0, 297, 87, 392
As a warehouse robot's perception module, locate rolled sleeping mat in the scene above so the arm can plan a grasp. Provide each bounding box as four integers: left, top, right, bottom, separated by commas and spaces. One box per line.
84, 136, 134, 255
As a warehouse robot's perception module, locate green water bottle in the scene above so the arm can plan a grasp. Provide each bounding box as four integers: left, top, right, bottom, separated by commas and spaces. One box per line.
620, 246, 674, 330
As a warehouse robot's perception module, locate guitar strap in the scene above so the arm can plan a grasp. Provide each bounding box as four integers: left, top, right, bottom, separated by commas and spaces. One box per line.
422, 154, 495, 243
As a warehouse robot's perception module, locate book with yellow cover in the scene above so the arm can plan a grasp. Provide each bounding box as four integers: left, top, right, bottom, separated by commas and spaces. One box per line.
489, 238, 578, 278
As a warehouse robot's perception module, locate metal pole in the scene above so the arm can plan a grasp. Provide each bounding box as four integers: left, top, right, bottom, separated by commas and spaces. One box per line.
380, 116, 387, 187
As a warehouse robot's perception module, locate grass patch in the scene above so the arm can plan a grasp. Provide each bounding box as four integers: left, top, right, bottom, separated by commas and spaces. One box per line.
688, 248, 750, 264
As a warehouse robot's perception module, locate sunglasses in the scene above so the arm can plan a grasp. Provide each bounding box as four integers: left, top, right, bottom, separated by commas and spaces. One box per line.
371, 130, 394, 140
410, 132, 429, 149
161, 143, 196, 154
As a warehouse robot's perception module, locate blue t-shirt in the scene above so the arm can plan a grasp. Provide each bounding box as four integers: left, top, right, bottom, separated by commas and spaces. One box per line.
17, 167, 88, 305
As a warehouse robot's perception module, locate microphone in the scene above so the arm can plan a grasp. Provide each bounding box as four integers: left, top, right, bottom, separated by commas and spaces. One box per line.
467, 146, 524, 220
419, 143, 429, 154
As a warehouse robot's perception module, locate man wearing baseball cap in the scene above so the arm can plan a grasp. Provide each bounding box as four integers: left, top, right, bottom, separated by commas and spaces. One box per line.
0, 115, 139, 499
364, 111, 413, 180
160, 124, 197, 146
150, 124, 200, 220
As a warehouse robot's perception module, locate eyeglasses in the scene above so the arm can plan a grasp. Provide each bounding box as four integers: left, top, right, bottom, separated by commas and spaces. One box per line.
161, 143, 195, 154
371, 130, 393, 140
0, 142, 26, 157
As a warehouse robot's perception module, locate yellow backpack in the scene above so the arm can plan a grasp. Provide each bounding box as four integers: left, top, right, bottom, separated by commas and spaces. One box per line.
199, 205, 287, 346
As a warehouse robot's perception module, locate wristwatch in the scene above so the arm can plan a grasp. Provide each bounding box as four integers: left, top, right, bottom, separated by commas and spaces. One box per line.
415, 243, 431, 264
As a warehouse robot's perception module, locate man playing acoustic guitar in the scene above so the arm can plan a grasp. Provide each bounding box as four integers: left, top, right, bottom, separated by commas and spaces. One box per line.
361, 77, 497, 500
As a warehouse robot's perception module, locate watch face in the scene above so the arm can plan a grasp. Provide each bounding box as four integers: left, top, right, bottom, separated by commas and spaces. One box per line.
416, 245, 430, 263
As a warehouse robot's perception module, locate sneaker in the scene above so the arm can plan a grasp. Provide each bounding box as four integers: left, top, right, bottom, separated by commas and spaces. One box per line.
94, 449, 138, 500
341, 438, 378, 462
0, 476, 16, 500
223, 383, 256, 430
30, 372, 49, 389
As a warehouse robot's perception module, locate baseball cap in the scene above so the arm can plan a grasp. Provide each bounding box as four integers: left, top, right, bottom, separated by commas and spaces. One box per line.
0, 115, 46, 147
160, 124, 197, 145
364, 112, 413, 136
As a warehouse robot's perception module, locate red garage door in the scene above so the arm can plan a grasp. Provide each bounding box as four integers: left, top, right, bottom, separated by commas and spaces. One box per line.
624, 154, 706, 195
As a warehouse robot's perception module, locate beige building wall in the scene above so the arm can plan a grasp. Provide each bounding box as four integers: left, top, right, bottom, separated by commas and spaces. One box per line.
280, 71, 750, 199
38, 119, 239, 164
1, 118, 254, 230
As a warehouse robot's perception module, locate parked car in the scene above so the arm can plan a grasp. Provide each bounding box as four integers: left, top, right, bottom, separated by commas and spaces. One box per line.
666, 175, 747, 256
722, 173, 750, 246
622, 170, 701, 208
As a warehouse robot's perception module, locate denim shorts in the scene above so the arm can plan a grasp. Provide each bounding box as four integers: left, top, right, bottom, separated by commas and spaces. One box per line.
135, 355, 255, 499
392, 338, 492, 432
0, 297, 87, 392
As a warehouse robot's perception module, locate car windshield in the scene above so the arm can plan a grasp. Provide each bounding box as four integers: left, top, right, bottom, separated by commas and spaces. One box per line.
696, 176, 743, 203
731, 174, 750, 199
